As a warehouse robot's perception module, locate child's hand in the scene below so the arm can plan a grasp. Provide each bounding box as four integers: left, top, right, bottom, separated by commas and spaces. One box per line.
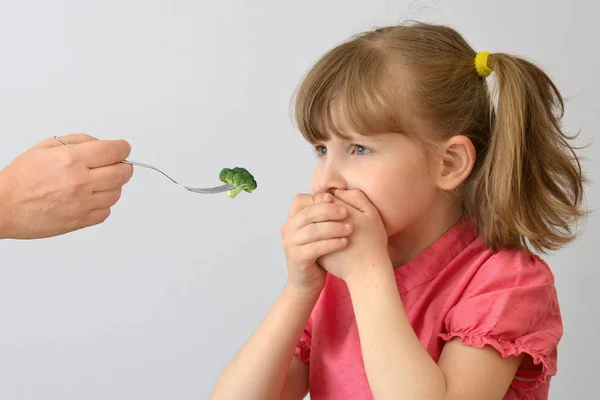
281, 192, 353, 294
317, 189, 390, 281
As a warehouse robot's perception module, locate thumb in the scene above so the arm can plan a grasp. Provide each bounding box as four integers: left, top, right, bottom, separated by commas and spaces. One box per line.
35, 134, 98, 149
74, 139, 132, 168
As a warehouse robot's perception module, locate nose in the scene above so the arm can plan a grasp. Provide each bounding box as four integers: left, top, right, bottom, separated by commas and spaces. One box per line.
312, 161, 347, 194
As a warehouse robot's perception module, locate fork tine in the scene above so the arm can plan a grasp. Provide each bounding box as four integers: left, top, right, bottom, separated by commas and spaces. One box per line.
187, 184, 234, 194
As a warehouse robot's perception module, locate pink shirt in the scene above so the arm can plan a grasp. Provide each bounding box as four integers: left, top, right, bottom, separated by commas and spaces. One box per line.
295, 217, 562, 400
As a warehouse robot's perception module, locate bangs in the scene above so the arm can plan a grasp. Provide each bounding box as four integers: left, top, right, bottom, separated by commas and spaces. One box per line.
293, 36, 412, 143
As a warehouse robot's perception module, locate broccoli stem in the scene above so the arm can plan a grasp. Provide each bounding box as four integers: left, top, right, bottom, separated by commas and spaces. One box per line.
227, 186, 244, 198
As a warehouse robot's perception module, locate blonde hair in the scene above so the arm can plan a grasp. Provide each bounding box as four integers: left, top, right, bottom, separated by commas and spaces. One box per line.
292, 21, 586, 253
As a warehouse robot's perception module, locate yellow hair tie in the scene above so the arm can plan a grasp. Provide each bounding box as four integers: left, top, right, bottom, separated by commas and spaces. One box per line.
475, 51, 492, 78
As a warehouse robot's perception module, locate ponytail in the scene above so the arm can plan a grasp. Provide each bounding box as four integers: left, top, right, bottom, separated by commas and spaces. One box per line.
465, 53, 586, 252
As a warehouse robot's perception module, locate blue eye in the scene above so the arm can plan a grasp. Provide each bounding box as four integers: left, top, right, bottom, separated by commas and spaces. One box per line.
353, 145, 370, 155
315, 145, 327, 156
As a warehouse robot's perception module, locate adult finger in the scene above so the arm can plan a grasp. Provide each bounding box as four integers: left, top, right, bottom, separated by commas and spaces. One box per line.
92, 189, 122, 210
35, 134, 98, 149
88, 163, 134, 191
81, 208, 112, 228
288, 192, 333, 219
74, 139, 132, 168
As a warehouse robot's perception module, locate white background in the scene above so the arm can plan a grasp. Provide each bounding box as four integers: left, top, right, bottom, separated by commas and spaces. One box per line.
0, 1, 598, 399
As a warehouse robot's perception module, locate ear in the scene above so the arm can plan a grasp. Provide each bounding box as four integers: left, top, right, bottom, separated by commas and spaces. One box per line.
434, 135, 476, 191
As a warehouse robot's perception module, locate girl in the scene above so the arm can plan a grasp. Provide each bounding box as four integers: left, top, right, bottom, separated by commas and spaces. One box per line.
211, 22, 585, 400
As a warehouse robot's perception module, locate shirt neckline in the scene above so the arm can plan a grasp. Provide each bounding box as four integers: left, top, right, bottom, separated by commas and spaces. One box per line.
394, 216, 479, 293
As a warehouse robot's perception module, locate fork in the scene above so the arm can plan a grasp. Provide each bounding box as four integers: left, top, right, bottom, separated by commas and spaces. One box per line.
53, 136, 235, 194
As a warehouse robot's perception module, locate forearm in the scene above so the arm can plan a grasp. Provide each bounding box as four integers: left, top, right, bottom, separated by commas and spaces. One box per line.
211, 283, 319, 400
346, 263, 446, 400
0, 206, 8, 239
0, 172, 14, 239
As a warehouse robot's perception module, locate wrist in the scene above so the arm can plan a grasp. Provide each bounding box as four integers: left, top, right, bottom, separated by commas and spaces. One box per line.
283, 281, 323, 303
344, 256, 395, 289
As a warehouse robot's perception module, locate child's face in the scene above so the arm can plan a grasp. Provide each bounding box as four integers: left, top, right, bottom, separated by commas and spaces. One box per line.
309, 129, 441, 239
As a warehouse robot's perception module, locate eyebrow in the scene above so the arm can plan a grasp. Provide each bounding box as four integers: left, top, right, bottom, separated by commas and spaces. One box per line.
345, 133, 389, 143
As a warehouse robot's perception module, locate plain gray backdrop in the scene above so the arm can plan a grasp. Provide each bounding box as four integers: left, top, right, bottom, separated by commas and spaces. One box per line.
0, 1, 598, 399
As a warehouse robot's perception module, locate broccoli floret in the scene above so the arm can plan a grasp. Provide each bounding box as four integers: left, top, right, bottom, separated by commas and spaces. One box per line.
219, 167, 257, 198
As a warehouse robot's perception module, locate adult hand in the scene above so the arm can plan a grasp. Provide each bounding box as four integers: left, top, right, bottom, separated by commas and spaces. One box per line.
0, 134, 133, 239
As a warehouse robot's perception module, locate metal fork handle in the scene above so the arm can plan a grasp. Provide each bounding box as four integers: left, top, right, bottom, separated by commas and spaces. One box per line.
121, 160, 233, 194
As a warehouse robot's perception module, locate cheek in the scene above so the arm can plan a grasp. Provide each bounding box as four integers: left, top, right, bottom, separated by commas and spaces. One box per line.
310, 174, 321, 194
366, 169, 437, 234
309, 167, 321, 194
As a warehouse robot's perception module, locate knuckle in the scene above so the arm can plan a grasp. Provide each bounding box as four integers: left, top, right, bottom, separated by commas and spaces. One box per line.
308, 241, 321, 256
117, 166, 131, 185
61, 150, 78, 167
64, 133, 97, 144
65, 176, 86, 194
117, 140, 132, 159
315, 192, 330, 203
79, 134, 97, 141
99, 208, 111, 222
291, 194, 304, 209
280, 224, 289, 239
291, 193, 312, 211
111, 189, 123, 205
281, 229, 288, 242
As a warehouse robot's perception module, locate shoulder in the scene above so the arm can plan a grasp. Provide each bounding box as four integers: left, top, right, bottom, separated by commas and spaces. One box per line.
467, 248, 558, 295
449, 247, 562, 331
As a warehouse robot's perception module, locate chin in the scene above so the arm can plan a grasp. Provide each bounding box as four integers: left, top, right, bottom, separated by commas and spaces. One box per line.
383, 223, 403, 239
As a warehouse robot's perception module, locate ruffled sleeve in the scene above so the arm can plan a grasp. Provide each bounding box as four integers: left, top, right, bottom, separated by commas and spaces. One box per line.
439, 250, 563, 389
295, 314, 313, 364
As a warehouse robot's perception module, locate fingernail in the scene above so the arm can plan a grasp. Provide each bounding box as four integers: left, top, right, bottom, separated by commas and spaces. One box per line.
339, 207, 346, 216
344, 223, 352, 232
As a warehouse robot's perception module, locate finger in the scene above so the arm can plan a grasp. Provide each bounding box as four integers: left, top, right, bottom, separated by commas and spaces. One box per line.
92, 189, 122, 210
288, 192, 333, 219
295, 221, 353, 246
314, 192, 333, 203
293, 202, 348, 230
73, 139, 132, 168
332, 189, 372, 213
35, 134, 98, 149
81, 208, 112, 228
89, 163, 134, 191
300, 237, 349, 261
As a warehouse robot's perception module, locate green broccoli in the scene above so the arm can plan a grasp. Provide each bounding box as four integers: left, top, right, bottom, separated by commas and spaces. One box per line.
219, 167, 257, 198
